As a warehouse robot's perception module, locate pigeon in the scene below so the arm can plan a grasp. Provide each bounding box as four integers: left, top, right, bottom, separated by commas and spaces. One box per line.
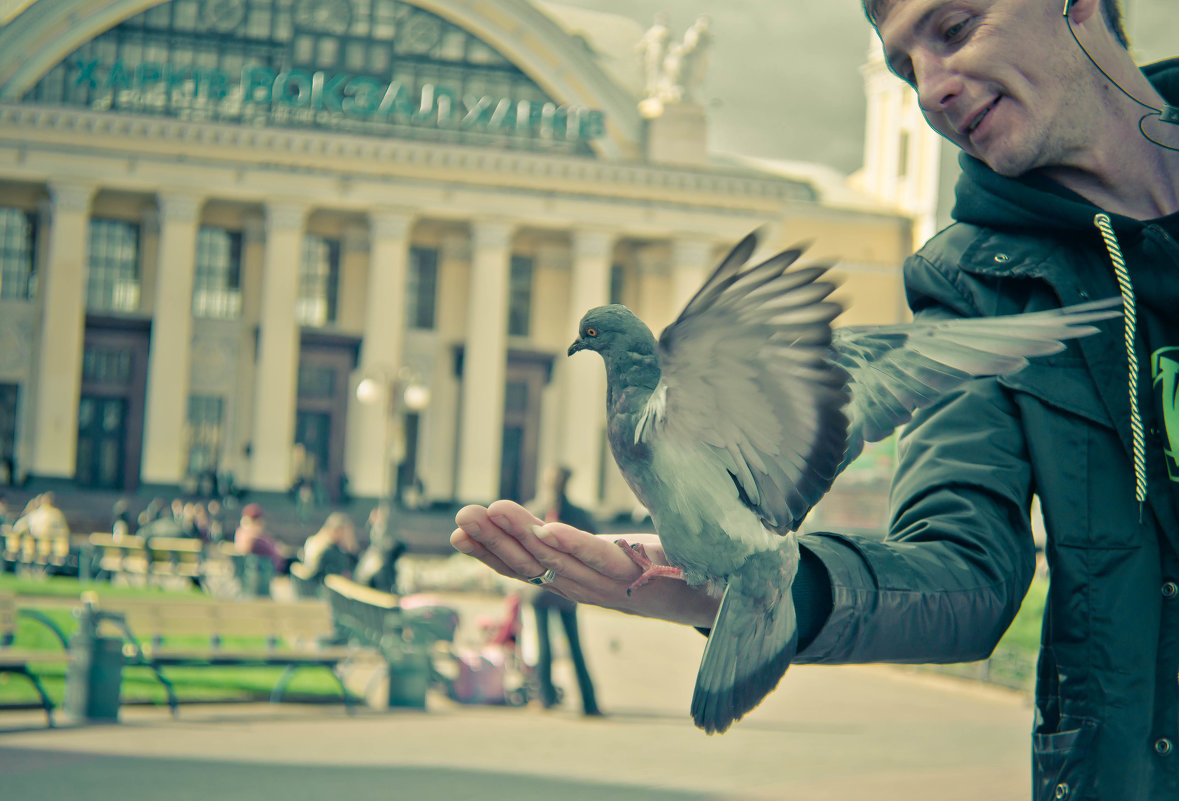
566, 229, 1118, 735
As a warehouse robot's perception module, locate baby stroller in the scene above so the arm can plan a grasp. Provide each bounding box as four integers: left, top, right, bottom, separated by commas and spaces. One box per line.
444, 593, 558, 707
396, 593, 461, 694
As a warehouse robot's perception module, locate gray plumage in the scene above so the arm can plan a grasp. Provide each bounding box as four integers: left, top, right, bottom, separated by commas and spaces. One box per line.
567, 230, 1118, 734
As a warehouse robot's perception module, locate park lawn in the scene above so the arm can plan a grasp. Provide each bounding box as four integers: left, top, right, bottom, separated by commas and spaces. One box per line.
1000, 574, 1047, 653
0, 574, 351, 708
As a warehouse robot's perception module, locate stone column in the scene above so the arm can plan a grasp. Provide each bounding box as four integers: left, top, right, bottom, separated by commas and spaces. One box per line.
560, 229, 613, 505
347, 209, 414, 498
634, 244, 673, 332
140, 192, 202, 488
30, 181, 94, 479
671, 236, 714, 311
422, 232, 468, 501
248, 201, 306, 492
456, 220, 513, 503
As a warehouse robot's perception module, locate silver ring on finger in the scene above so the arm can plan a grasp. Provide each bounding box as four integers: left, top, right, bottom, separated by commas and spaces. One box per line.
527, 568, 558, 586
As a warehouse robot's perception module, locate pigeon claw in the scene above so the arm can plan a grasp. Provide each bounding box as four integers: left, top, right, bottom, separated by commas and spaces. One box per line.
614, 539, 685, 595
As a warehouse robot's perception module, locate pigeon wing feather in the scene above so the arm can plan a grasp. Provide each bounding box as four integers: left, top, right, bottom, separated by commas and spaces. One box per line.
636, 234, 850, 535
833, 297, 1121, 469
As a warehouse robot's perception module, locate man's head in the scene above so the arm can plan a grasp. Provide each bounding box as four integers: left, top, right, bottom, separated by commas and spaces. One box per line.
862, 0, 1127, 48
863, 0, 1135, 178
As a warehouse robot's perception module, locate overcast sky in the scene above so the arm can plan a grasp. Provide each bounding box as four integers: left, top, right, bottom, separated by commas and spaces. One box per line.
562, 0, 1177, 174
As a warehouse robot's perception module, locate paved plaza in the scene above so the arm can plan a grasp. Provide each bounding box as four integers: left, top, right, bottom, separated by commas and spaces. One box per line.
0, 595, 1032, 801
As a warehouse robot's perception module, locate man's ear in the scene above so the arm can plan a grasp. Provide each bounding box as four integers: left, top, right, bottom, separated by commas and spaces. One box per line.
1062, 0, 1100, 26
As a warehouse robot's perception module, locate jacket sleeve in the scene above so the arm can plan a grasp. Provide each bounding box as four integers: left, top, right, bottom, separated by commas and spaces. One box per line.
794, 251, 1039, 665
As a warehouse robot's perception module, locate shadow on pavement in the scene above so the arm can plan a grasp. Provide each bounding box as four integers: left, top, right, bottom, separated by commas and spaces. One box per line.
0, 748, 715, 801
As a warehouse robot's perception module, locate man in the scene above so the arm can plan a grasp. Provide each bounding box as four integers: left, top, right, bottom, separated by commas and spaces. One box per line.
15, 492, 69, 544
525, 466, 602, 716
451, 1, 1178, 797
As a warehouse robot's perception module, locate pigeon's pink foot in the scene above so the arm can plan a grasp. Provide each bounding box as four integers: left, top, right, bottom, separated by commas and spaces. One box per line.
615, 539, 685, 596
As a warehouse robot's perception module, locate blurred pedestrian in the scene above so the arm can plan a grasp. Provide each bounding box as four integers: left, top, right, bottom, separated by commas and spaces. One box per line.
14, 492, 69, 552
299, 511, 359, 582
205, 499, 227, 543
111, 498, 133, 539
354, 503, 408, 593
234, 502, 286, 573
138, 497, 167, 528
526, 466, 601, 716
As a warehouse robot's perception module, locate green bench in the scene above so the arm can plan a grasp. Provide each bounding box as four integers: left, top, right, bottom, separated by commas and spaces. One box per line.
84, 593, 360, 714
0, 591, 71, 726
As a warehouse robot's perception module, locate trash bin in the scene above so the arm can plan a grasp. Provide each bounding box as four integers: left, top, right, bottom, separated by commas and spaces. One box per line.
386, 649, 430, 708
63, 602, 124, 722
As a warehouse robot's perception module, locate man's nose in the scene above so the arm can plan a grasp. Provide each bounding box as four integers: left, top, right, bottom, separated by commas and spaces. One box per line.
914, 53, 963, 114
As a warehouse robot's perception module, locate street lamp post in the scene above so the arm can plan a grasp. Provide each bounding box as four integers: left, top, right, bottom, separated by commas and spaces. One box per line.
356, 366, 430, 517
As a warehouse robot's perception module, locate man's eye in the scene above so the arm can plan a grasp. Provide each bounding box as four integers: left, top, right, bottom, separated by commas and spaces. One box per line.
941, 18, 969, 42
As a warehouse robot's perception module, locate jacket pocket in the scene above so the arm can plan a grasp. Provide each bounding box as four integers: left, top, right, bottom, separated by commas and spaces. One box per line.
1002, 365, 1143, 550
1033, 718, 1099, 801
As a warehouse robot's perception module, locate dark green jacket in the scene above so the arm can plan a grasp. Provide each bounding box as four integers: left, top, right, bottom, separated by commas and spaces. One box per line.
797, 59, 1179, 801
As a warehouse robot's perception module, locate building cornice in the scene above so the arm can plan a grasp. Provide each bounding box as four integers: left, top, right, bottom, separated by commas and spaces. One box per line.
0, 103, 816, 212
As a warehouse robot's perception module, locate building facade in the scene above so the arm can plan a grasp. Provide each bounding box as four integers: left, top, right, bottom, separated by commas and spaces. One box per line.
0, 0, 911, 516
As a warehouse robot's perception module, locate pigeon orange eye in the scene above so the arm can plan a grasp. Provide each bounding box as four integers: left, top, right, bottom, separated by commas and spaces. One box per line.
586, 327, 598, 337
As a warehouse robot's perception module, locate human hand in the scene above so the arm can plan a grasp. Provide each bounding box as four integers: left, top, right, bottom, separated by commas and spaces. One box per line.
451, 500, 720, 628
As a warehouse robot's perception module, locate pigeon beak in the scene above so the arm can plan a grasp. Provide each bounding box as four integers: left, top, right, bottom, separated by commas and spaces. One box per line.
568, 338, 587, 356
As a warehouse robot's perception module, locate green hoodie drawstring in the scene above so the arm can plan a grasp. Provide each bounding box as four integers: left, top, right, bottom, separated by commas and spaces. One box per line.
1093, 213, 1147, 520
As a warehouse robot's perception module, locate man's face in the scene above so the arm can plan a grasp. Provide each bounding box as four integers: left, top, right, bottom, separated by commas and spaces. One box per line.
875, 0, 1089, 176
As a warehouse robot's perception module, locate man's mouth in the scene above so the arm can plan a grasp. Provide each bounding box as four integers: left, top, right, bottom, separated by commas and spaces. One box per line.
965, 97, 1001, 136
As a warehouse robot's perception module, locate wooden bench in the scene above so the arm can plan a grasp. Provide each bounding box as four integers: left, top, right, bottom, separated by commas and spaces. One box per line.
323, 576, 459, 707
0, 591, 71, 726
87, 533, 151, 578
145, 537, 204, 583
3, 526, 72, 574
85, 593, 360, 713
86, 533, 209, 589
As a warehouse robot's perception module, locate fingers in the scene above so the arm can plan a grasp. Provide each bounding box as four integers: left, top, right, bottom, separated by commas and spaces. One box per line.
451, 501, 719, 626
533, 525, 649, 580
452, 501, 625, 599
454, 502, 543, 578
449, 526, 514, 577
481, 500, 633, 593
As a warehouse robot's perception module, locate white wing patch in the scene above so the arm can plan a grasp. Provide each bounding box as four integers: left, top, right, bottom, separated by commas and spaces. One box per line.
635, 381, 668, 445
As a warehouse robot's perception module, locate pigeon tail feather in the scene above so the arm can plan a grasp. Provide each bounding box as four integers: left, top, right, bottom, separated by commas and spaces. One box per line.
691, 544, 799, 734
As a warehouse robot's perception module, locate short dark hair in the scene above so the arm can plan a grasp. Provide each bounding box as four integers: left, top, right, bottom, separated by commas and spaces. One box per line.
860, 0, 1129, 50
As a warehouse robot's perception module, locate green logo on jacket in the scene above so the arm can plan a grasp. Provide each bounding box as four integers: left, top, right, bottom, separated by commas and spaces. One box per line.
1154, 347, 1179, 482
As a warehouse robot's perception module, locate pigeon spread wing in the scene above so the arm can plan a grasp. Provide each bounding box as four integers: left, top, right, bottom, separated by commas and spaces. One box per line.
833, 297, 1121, 470
634, 233, 850, 534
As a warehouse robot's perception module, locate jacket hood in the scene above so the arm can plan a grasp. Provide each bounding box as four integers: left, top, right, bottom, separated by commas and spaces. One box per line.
951, 57, 1179, 234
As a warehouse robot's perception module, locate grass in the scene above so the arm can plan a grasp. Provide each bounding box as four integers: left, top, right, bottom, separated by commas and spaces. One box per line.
2, 569, 1049, 710
0, 573, 351, 709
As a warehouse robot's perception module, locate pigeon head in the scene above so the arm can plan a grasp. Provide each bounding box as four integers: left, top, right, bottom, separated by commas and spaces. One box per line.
568, 304, 655, 358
